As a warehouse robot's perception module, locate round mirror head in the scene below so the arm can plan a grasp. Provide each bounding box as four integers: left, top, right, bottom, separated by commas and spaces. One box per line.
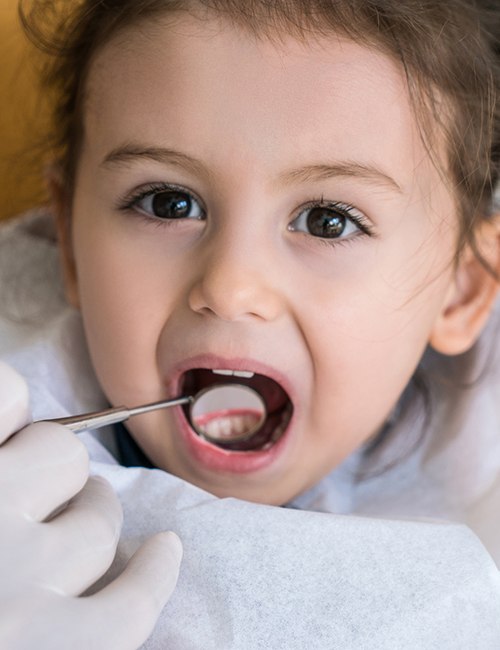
189, 383, 266, 445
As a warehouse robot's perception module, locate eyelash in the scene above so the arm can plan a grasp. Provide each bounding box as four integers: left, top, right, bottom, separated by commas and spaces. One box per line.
117, 183, 376, 244
291, 196, 375, 248
117, 182, 206, 221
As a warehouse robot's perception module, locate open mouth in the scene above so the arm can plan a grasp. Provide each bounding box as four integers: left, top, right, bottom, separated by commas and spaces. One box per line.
180, 368, 293, 452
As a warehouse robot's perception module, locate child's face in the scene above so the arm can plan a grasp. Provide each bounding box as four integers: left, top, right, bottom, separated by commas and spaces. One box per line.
67, 15, 459, 504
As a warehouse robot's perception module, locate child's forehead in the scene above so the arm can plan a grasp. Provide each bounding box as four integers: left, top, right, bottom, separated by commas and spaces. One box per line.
82, 13, 450, 202
86, 15, 409, 130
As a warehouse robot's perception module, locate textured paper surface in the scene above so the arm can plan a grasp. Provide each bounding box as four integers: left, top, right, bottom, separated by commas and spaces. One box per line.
87, 458, 500, 649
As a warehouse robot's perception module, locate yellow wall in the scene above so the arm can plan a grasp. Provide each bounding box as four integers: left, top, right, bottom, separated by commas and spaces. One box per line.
0, 1, 49, 219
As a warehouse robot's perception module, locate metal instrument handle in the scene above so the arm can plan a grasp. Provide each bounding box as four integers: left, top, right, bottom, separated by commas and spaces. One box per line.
47, 397, 193, 433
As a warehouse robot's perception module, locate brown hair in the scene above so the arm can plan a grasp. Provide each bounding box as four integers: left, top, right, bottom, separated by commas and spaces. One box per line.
19, 0, 500, 257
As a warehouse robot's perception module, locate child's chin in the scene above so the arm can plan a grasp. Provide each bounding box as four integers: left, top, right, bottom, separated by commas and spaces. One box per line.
179, 471, 295, 506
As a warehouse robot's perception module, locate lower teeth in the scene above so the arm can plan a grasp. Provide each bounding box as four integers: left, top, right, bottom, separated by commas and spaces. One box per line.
198, 402, 292, 451
195, 412, 261, 440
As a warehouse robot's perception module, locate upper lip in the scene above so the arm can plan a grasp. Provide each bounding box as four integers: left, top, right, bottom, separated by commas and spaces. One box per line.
167, 354, 297, 406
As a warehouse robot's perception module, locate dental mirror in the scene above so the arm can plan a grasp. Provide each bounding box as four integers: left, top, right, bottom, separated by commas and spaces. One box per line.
45, 383, 267, 445
190, 384, 266, 444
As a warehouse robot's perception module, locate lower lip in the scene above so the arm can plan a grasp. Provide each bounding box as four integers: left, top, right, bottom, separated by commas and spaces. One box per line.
173, 406, 294, 474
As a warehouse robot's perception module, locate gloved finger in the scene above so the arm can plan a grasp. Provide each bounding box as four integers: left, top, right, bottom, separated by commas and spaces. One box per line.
43, 476, 123, 597
0, 421, 89, 521
0, 362, 31, 444
81, 531, 183, 650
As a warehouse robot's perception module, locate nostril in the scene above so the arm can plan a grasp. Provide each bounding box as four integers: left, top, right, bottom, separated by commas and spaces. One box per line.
194, 305, 219, 318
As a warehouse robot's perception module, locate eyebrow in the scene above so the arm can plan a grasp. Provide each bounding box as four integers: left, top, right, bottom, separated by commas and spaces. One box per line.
101, 144, 402, 194
278, 162, 403, 193
101, 144, 210, 178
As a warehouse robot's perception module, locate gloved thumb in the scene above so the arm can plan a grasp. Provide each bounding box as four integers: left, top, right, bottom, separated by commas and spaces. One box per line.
0, 361, 31, 444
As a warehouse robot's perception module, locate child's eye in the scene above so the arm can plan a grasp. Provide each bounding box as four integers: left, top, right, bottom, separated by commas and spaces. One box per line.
121, 184, 205, 221
289, 201, 371, 241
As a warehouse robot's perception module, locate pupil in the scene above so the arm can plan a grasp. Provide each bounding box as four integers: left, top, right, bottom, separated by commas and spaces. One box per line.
307, 207, 346, 238
152, 191, 191, 219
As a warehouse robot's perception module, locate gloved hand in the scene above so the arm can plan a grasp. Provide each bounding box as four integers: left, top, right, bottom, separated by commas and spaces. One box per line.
0, 361, 182, 650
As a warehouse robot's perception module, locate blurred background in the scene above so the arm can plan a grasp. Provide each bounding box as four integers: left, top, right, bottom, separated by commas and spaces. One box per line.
0, 1, 50, 220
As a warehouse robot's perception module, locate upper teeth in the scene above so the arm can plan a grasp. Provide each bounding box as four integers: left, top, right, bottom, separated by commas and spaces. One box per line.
212, 369, 255, 379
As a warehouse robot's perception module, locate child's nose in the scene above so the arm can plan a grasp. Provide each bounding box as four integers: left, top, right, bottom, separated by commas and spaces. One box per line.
187, 238, 285, 323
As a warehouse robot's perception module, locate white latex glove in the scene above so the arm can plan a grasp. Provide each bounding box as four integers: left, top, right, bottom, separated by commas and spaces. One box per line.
0, 362, 182, 650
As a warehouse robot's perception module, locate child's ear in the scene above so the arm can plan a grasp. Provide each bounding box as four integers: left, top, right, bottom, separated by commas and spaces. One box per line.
45, 164, 80, 309
429, 217, 500, 355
